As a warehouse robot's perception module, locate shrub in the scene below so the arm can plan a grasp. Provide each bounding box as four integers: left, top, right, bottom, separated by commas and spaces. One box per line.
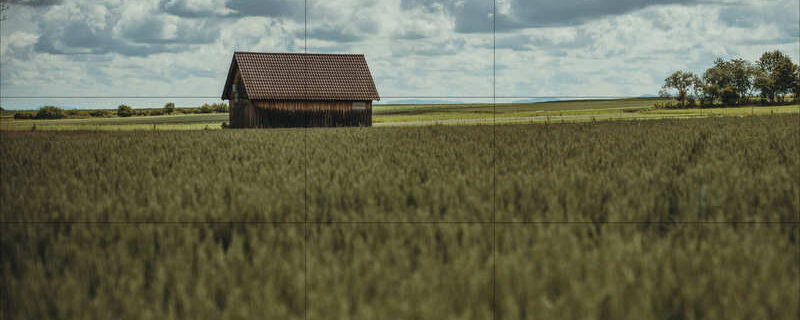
35, 106, 65, 119
89, 110, 109, 117
213, 103, 229, 113
150, 109, 164, 116
199, 104, 214, 113
698, 97, 713, 108
720, 87, 739, 106
117, 105, 134, 117
14, 113, 34, 119
163, 102, 175, 115
653, 101, 677, 109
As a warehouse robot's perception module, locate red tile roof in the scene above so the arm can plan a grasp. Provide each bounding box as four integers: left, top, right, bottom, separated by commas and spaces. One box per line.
221, 52, 380, 101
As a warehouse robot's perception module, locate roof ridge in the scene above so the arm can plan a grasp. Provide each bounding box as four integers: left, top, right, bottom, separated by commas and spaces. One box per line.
234, 51, 365, 56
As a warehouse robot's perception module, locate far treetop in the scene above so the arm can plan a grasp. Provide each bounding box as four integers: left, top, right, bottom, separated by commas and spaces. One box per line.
660, 50, 799, 108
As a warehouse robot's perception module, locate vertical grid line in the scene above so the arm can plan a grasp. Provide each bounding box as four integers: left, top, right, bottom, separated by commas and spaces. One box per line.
491, 0, 497, 319
303, 2, 309, 320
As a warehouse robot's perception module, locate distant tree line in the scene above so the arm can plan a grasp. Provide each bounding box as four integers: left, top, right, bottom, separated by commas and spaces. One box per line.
13, 102, 229, 120
659, 50, 800, 108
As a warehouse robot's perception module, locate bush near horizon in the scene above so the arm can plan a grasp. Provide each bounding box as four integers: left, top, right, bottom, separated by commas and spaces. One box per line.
198, 102, 228, 114
8, 102, 229, 120
34, 106, 66, 119
13, 112, 34, 119
88, 110, 110, 117
163, 102, 175, 114
117, 105, 134, 117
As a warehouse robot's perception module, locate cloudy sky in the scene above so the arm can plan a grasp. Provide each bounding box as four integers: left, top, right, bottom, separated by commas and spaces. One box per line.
1, 0, 798, 107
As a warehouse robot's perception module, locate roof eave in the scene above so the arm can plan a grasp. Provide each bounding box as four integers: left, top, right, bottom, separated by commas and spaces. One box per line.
248, 96, 381, 101
221, 54, 237, 100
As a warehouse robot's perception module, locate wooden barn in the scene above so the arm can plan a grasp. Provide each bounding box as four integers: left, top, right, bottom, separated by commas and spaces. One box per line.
221, 52, 380, 128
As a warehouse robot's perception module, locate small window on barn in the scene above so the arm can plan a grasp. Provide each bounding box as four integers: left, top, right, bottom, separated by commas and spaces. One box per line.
352, 102, 366, 110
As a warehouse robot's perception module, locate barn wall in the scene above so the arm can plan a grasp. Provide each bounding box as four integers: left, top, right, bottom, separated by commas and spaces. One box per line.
228, 100, 372, 128
228, 98, 254, 128
227, 69, 256, 128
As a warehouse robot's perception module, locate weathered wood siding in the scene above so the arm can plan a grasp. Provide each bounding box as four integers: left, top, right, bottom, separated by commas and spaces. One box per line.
228, 100, 372, 128
228, 98, 255, 128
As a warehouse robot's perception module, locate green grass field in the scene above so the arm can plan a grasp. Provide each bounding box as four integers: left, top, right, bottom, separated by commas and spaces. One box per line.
2, 114, 798, 319
3, 98, 799, 130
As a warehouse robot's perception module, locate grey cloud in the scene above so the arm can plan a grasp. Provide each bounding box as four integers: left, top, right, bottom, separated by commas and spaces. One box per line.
496, 0, 698, 31
393, 30, 428, 40
402, 0, 699, 32
494, 29, 595, 53
7, 0, 61, 6
120, 16, 174, 44
718, 0, 799, 43
33, 2, 221, 56
174, 20, 221, 44
308, 16, 380, 43
3, 41, 36, 61
390, 38, 468, 57
34, 14, 118, 55
308, 27, 362, 42
301, 1, 383, 43
225, 0, 303, 18
171, 67, 218, 80
35, 33, 186, 57
120, 17, 220, 45
494, 34, 532, 51
160, 0, 223, 18
159, 0, 303, 19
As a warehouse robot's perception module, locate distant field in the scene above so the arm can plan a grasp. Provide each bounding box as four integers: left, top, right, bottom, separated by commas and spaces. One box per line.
0, 113, 229, 131
373, 98, 800, 125
3, 98, 799, 130
2, 115, 798, 318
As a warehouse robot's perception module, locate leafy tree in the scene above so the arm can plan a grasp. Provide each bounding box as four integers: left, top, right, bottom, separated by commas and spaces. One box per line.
163, 102, 175, 115
690, 76, 708, 106
117, 105, 134, 117
661, 71, 699, 107
719, 86, 739, 106
793, 67, 800, 102
163, 102, 175, 114
728, 58, 757, 104
753, 68, 773, 104
702, 58, 756, 106
35, 106, 65, 119
702, 60, 725, 105
756, 50, 797, 102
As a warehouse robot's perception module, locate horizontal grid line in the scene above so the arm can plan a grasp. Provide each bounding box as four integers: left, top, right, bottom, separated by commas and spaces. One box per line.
0, 96, 640, 99
3, 221, 798, 225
